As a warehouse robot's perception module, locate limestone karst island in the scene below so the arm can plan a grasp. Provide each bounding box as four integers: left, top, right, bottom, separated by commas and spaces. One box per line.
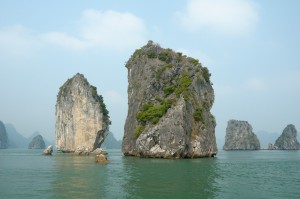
122, 41, 217, 158
223, 120, 260, 150
55, 73, 110, 154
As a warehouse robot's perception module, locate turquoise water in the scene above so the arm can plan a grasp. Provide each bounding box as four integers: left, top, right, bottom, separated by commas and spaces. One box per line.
0, 149, 299, 199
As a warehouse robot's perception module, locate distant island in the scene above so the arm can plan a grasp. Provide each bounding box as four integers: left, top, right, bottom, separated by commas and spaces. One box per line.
28, 134, 46, 149
222, 120, 300, 151
223, 120, 260, 150
268, 124, 300, 150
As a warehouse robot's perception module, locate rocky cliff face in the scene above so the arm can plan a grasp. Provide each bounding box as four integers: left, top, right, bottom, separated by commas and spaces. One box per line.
223, 120, 260, 150
0, 120, 8, 149
28, 134, 46, 149
55, 73, 110, 152
274, 124, 299, 150
122, 41, 217, 158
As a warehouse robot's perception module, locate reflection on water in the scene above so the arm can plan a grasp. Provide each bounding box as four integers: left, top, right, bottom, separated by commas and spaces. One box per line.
1, 149, 300, 199
51, 150, 219, 199
122, 157, 219, 198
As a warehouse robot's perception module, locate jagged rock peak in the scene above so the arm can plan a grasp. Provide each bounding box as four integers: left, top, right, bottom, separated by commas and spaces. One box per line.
28, 134, 46, 149
274, 124, 299, 150
55, 73, 110, 153
223, 119, 260, 150
0, 120, 8, 149
122, 40, 217, 158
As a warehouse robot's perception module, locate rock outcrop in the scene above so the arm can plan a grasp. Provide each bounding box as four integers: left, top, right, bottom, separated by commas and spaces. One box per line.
122, 41, 217, 158
274, 124, 300, 150
55, 73, 110, 153
95, 154, 108, 164
28, 134, 46, 149
43, 145, 53, 155
0, 120, 8, 149
223, 120, 260, 150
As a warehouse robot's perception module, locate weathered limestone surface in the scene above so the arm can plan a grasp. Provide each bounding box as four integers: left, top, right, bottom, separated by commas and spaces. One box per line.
122, 41, 217, 158
0, 120, 8, 149
55, 73, 110, 152
274, 124, 300, 150
223, 120, 260, 150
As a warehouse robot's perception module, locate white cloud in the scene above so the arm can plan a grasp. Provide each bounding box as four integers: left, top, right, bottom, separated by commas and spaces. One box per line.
178, 0, 259, 36
80, 10, 146, 50
0, 10, 146, 55
246, 78, 267, 91
0, 25, 40, 57
42, 32, 88, 50
42, 9, 146, 51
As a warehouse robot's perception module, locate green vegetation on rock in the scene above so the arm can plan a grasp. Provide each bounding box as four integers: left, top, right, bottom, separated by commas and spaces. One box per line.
194, 108, 204, 123
131, 41, 214, 138
164, 85, 175, 97
133, 126, 145, 138
137, 102, 171, 125
202, 67, 211, 83
158, 50, 172, 63
175, 73, 192, 98
90, 85, 111, 125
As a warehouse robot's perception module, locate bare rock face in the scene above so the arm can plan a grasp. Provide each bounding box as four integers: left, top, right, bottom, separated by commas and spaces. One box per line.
55, 73, 110, 153
122, 41, 217, 158
43, 145, 53, 155
0, 120, 8, 149
274, 124, 300, 150
223, 120, 260, 150
28, 134, 46, 149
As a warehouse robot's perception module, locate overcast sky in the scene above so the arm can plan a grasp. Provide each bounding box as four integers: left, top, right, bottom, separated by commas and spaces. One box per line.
0, 0, 299, 144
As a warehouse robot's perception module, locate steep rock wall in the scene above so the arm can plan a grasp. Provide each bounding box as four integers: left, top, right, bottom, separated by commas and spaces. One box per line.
122, 41, 217, 158
55, 73, 110, 152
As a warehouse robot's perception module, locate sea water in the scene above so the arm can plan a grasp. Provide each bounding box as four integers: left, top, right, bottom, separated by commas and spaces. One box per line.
0, 149, 299, 199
